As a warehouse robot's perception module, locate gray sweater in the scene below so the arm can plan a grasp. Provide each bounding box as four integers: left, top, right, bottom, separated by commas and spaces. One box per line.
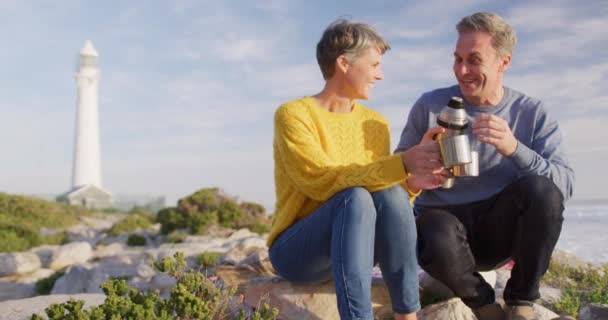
395, 85, 575, 206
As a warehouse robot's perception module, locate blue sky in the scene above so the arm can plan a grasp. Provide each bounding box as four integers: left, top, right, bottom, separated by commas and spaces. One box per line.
1, 0, 606, 210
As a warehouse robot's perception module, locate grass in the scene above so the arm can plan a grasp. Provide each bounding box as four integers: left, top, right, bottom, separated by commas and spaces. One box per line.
542, 257, 608, 316
198, 252, 223, 268
0, 193, 90, 252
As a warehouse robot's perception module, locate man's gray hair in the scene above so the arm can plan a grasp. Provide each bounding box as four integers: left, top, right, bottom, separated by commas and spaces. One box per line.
316, 19, 390, 80
456, 12, 517, 58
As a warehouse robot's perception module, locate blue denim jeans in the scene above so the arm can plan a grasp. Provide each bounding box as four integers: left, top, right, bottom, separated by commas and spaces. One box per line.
269, 185, 420, 319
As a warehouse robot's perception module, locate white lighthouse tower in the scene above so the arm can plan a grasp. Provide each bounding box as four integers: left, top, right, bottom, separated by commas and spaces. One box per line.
58, 40, 112, 208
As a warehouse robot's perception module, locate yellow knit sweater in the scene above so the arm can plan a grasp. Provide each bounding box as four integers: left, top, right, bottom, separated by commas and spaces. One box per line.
268, 97, 418, 246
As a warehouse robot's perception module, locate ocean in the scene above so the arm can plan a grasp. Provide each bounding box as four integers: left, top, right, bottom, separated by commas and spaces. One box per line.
557, 204, 608, 265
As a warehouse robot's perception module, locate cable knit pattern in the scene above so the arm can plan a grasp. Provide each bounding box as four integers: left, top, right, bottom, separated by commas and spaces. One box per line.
268, 97, 418, 246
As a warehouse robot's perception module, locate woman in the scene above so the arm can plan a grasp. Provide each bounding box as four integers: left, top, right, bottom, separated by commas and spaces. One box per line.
268, 19, 444, 320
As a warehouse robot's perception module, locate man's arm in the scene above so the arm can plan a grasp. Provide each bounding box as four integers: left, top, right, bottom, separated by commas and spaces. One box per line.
472, 106, 575, 201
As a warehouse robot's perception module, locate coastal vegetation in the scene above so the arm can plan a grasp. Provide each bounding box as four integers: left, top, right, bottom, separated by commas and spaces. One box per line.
156, 188, 271, 236
30, 252, 279, 320
0, 192, 89, 252
542, 258, 608, 316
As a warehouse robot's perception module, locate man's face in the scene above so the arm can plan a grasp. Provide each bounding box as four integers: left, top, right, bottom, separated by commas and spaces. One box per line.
453, 31, 510, 105
343, 47, 384, 100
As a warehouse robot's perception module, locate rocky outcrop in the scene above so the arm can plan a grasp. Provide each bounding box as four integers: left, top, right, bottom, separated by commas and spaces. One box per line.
0, 252, 41, 277
48, 242, 93, 270
579, 303, 608, 320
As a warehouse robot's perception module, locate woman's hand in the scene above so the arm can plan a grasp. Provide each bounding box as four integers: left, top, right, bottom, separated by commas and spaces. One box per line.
400, 127, 446, 175
403, 126, 449, 192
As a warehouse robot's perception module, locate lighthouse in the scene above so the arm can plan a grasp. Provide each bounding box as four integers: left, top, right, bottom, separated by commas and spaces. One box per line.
57, 40, 112, 209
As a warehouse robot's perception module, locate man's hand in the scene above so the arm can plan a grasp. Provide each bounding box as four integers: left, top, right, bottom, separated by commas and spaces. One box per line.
400, 127, 446, 176
472, 114, 518, 156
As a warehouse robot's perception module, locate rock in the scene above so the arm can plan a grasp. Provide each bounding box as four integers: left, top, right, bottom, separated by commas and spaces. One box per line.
538, 286, 562, 308
94, 243, 126, 258
495, 269, 510, 290
0, 281, 35, 302
66, 225, 103, 245
15, 268, 56, 284
417, 298, 476, 320
417, 298, 559, 320
30, 245, 59, 268
228, 228, 256, 241
48, 242, 93, 270
242, 276, 391, 320
0, 293, 105, 320
218, 246, 257, 266
579, 303, 608, 320
236, 248, 276, 276
51, 264, 91, 294
0, 252, 41, 277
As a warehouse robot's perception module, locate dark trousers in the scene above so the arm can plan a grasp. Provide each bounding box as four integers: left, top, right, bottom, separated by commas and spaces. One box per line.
415, 175, 564, 308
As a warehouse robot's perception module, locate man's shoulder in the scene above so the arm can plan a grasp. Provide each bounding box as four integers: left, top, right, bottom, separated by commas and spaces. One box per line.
504, 87, 545, 113
415, 85, 461, 109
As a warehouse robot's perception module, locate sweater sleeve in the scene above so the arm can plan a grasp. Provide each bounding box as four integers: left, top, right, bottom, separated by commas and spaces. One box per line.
508, 105, 575, 201
274, 107, 408, 202
395, 95, 429, 153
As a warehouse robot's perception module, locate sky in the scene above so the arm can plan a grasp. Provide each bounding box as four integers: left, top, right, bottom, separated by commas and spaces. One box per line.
1, 0, 606, 210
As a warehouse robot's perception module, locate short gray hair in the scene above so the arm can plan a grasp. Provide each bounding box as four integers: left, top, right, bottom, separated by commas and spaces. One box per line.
316, 19, 390, 80
456, 12, 517, 58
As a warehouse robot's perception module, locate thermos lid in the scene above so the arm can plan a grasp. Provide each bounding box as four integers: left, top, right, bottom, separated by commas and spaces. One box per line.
437, 96, 468, 129
447, 97, 464, 109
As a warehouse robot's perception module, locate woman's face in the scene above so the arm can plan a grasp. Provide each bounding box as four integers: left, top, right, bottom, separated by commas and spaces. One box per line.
343, 47, 384, 100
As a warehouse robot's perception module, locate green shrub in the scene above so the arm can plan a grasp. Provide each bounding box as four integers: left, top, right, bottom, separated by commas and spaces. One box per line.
158, 188, 271, 237
127, 234, 146, 246
166, 230, 188, 243
0, 193, 89, 252
42, 231, 68, 246
542, 258, 608, 316
35, 272, 65, 295
108, 214, 152, 236
249, 221, 271, 235
0, 217, 42, 252
198, 252, 223, 268
31, 252, 279, 320
156, 207, 186, 235
217, 201, 241, 228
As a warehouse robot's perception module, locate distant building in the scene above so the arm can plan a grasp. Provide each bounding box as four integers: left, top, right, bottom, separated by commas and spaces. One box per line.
57, 40, 112, 209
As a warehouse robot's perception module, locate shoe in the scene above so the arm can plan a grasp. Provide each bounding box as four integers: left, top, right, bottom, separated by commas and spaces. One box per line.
507, 305, 538, 320
473, 303, 506, 320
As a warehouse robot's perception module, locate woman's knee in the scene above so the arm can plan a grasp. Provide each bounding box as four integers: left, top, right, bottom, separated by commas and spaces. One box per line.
337, 187, 377, 221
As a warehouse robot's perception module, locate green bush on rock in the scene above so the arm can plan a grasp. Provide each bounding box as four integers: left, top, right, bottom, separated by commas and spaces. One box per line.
31, 252, 279, 320
0, 193, 89, 252
126, 234, 147, 246
108, 214, 152, 236
542, 257, 608, 316
156, 188, 271, 236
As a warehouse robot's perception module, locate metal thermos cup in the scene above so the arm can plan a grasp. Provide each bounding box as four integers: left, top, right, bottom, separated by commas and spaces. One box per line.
436, 97, 476, 189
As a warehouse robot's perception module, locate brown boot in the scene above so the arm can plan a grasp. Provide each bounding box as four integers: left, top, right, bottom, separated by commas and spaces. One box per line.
507, 305, 538, 320
473, 303, 506, 320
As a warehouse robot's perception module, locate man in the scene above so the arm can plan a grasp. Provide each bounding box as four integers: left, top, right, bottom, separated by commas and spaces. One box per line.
395, 12, 575, 320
